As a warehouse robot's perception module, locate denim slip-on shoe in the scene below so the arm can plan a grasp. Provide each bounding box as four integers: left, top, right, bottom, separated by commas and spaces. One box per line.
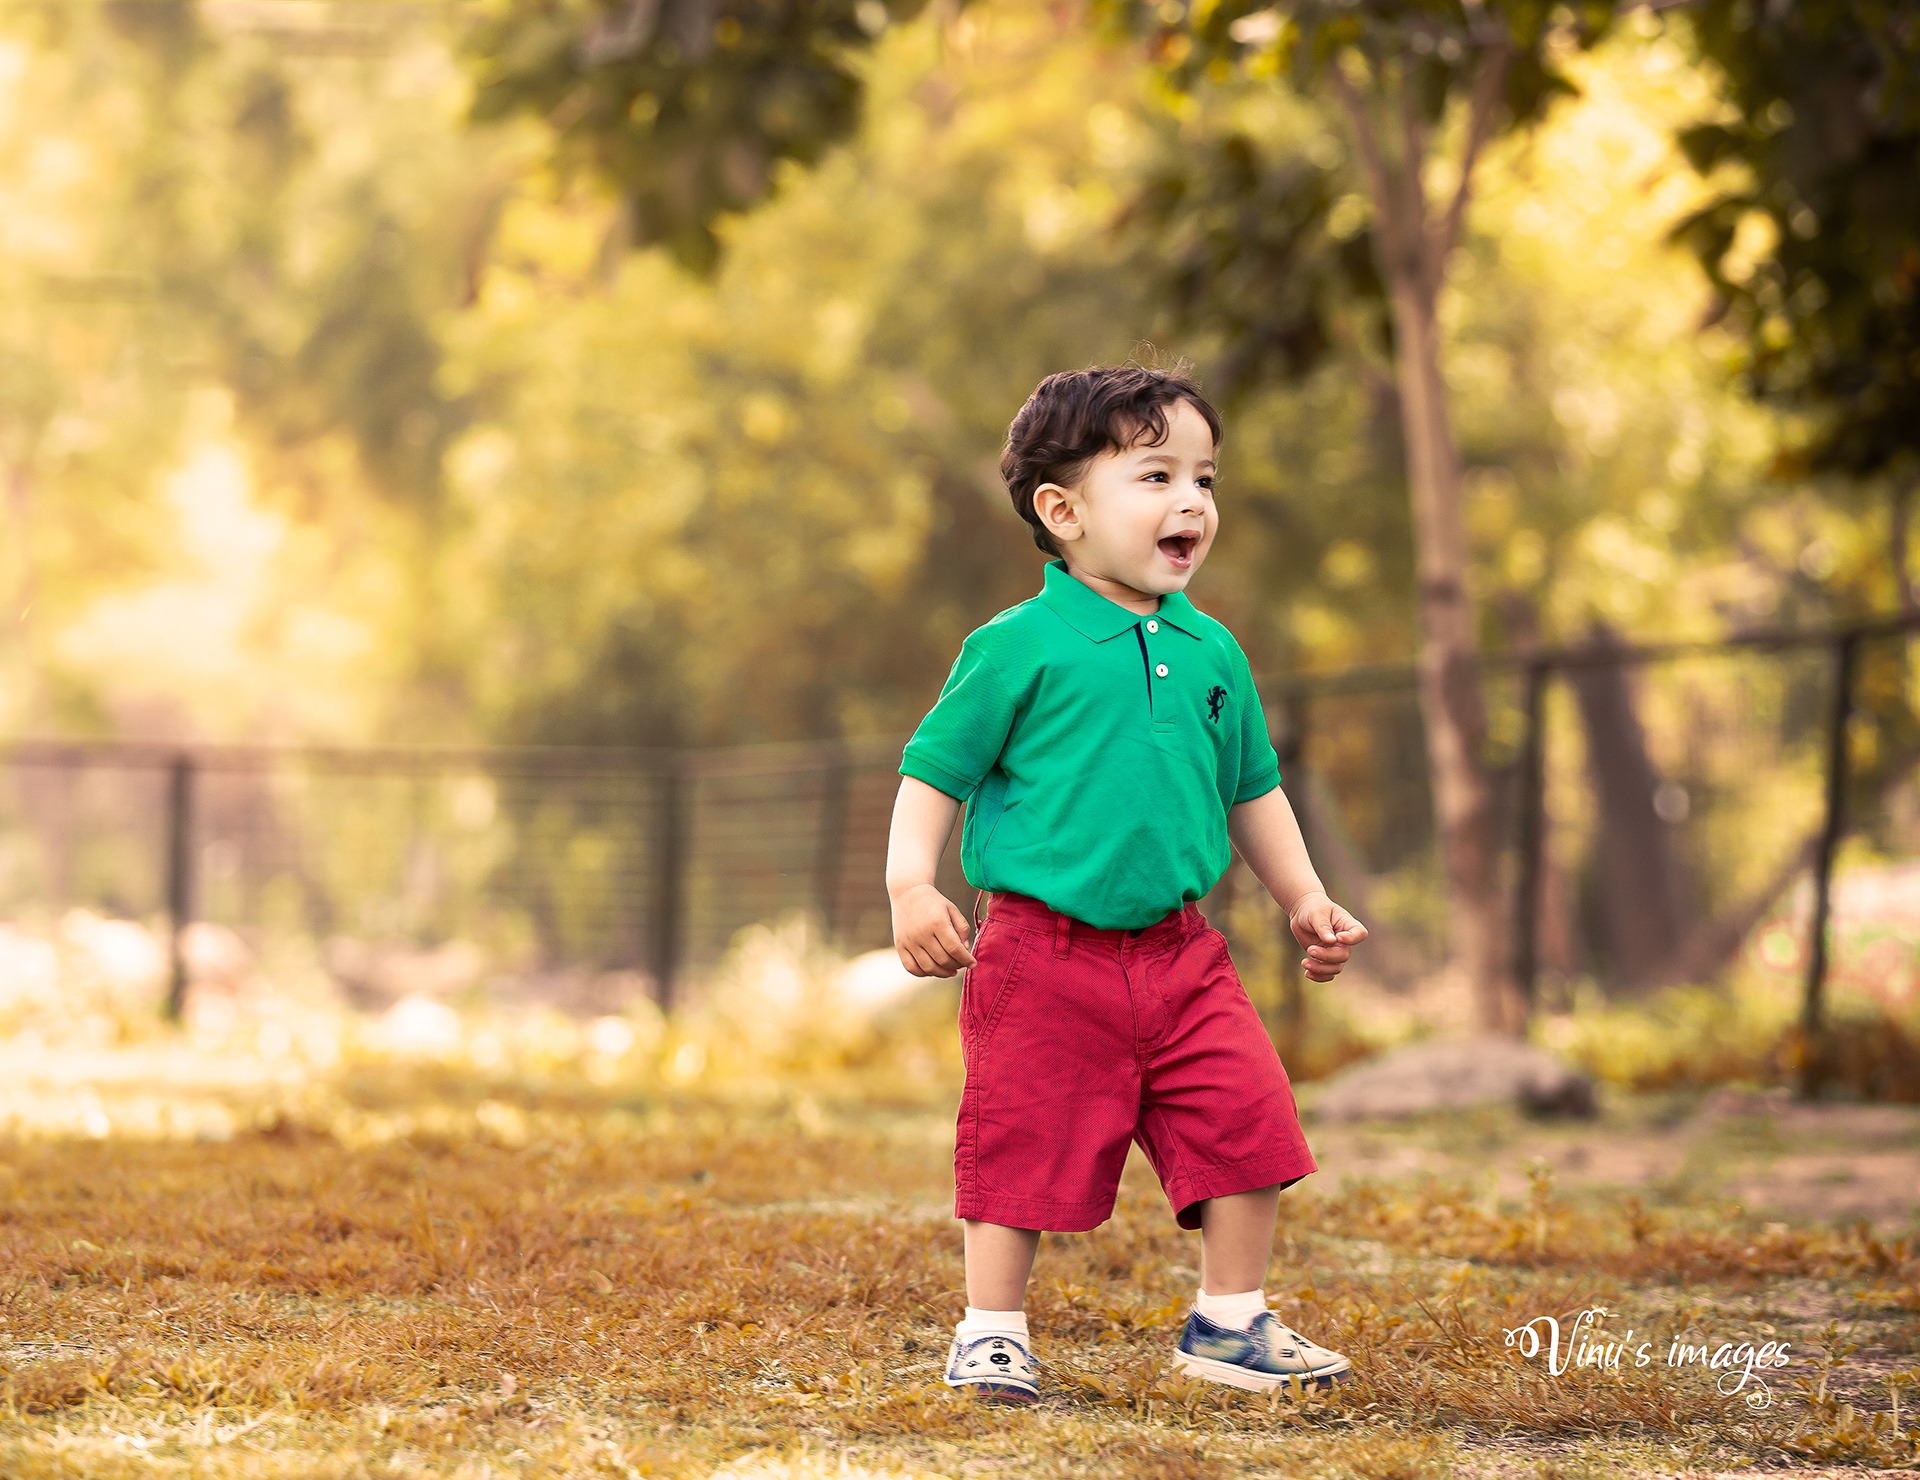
1173, 1309, 1353, 1393
942, 1333, 1039, 1405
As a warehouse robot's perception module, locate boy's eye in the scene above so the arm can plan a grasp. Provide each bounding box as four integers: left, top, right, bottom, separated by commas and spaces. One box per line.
1198, 476, 1214, 490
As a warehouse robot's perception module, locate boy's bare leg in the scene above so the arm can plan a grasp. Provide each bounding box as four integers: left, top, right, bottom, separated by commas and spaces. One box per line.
1196, 1184, 1282, 1294
948, 1221, 1042, 1400
963, 1221, 1042, 1309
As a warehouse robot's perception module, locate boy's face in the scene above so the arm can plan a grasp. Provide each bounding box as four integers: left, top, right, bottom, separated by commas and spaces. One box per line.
1035, 398, 1218, 605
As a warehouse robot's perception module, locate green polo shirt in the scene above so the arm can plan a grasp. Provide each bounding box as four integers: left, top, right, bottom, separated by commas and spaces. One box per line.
900, 560, 1281, 929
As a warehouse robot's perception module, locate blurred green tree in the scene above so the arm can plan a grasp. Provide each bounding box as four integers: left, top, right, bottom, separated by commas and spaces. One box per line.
1671, 2, 1920, 971
1104, 0, 1623, 1032
1672, 0, 1920, 605
1118, 123, 1386, 399
0, 3, 202, 729
463, 0, 946, 271
0, 2, 495, 738
59, 3, 473, 515
444, 8, 1153, 748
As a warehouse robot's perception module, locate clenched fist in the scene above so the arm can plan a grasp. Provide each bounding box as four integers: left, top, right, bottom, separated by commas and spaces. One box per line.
1287, 890, 1367, 983
890, 882, 977, 978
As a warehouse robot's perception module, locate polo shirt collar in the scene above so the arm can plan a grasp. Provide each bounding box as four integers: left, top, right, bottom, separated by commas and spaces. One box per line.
1038, 560, 1204, 642
1154, 590, 1205, 638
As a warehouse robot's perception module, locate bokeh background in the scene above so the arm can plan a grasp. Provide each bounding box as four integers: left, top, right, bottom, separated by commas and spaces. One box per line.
1, 0, 1918, 1110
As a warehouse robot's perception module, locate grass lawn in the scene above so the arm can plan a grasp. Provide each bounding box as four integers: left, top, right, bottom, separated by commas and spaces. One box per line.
2, 1065, 1917, 1478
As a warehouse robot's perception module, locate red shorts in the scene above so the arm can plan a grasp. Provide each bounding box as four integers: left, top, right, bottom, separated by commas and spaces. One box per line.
954, 892, 1316, 1233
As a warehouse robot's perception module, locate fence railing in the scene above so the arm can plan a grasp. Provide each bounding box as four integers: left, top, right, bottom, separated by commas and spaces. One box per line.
3, 613, 1917, 1090
1264, 611, 1920, 1092
0, 734, 935, 1016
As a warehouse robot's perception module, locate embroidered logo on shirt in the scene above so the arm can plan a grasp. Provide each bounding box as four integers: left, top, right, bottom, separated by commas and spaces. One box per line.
1206, 685, 1228, 724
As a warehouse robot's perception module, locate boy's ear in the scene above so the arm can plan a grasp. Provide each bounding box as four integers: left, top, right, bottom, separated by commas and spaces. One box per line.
1032, 481, 1083, 544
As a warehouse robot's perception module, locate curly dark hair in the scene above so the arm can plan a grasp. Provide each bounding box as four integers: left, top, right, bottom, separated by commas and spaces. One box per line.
1000, 365, 1222, 557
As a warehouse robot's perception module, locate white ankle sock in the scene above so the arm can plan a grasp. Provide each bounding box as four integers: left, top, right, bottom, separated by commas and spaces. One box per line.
1193, 1288, 1267, 1330
955, 1307, 1029, 1344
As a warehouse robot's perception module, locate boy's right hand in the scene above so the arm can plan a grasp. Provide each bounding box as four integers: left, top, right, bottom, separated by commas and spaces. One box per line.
891, 883, 976, 978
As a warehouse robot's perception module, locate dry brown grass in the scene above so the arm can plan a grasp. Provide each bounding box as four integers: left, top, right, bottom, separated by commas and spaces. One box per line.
1, 1070, 1917, 1478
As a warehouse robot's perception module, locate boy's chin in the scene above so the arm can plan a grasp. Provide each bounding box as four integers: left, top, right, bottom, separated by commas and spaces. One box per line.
1138, 564, 1198, 594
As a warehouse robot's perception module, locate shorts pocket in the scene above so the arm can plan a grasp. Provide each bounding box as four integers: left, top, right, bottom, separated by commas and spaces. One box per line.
1199, 927, 1257, 1005
961, 927, 1033, 1052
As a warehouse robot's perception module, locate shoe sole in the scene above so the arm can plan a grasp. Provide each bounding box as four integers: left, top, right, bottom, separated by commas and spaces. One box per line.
1173, 1350, 1351, 1393
945, 1378, 1037, 1406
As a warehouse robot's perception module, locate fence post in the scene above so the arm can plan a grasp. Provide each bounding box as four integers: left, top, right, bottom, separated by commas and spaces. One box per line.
1800, 631, 1860, 1099
164, 753, 195, 1022
1511, 658, 1549, 1013
1276, 693, 1311, 1034
813, 745, 851, 939
650, 757, 687, 1014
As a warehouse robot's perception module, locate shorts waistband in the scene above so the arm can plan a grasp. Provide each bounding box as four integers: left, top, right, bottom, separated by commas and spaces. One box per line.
979, 891, 1204, 954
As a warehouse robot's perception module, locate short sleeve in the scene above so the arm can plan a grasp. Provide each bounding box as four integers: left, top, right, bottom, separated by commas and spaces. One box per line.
900, 629, 1019, 801
1231, 646, 1282, 804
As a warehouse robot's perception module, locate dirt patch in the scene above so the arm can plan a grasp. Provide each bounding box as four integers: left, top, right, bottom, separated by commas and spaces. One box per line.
1307, 1095, 1920, 1231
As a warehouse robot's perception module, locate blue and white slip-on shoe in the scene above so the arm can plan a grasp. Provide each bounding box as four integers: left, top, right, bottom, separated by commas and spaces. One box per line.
1173, 1309, 1352, 1393
942, 1332, 1039, 1405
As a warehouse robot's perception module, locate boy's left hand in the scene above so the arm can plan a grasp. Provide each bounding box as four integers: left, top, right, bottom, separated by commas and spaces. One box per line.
1287, 891, 1367, 982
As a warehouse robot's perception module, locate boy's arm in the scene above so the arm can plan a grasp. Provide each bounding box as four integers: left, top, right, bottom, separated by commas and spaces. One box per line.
1227, 786, 1368, 982
886, 776, 977, 978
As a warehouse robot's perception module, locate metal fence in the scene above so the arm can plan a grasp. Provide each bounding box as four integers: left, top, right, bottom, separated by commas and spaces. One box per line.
3, 616, 1917, 1042
1265, 614, 1920, 1068
0, 736, 942, 1013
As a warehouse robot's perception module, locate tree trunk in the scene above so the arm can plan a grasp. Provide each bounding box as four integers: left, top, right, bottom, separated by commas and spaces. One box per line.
1568, 627, 1693, 992
1893, 474, 1916, 613
1328, 48, 1521, 1032
1384, 272, 1523, 1033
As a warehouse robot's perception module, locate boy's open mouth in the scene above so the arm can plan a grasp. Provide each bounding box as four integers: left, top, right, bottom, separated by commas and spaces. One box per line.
1158, 533, 1199, 568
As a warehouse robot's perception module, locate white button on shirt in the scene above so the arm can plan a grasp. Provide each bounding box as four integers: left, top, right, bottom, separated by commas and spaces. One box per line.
1146, 620, 1159, 633
1155, 663, 1169, 677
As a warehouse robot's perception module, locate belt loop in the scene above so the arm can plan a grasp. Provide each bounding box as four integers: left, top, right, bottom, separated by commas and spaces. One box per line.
1053, 912, 1072, 959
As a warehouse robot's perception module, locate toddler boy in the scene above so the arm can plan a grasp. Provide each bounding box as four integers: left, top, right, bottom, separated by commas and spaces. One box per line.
886, 365, 1366, 1404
